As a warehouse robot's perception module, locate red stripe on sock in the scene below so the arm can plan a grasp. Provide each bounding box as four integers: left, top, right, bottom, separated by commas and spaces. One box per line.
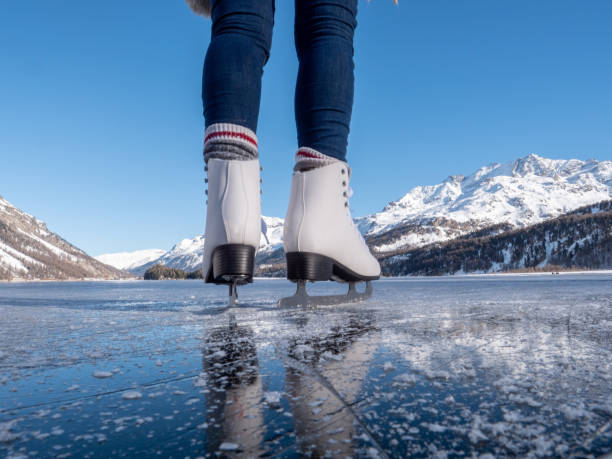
205, 131, 258, 148
296, 150, 323, 160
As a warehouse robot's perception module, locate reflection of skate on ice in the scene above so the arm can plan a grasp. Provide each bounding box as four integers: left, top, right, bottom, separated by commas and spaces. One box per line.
286, 314, 380, 456
202, 319, 264, 456
202, 158, 261, 305
280, 161, 380, 306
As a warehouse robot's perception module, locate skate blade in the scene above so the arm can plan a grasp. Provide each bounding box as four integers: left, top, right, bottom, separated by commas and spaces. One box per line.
278, 281, 373, 308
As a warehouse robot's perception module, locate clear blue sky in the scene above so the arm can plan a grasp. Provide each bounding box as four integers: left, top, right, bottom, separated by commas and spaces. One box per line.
1, 1, 610, 256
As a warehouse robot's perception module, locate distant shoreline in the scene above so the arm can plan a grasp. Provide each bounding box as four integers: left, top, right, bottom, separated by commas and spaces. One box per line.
0, 277, 139, 284
1, 269, 611, 284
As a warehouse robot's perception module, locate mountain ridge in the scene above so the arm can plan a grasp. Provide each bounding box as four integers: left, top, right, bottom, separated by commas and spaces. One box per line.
98, 154, 611, 275
0, 195, 127, 281
357, 154, 611, 250
380, 200, 612, 276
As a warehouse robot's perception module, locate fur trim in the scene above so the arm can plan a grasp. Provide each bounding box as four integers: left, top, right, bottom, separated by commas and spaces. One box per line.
185, 0, 211, 18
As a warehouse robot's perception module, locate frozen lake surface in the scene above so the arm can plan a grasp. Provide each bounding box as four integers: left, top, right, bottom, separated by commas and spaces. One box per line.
1, 275, 611, 458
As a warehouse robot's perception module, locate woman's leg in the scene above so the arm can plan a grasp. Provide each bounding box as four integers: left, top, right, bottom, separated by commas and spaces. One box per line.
203, 0, 274, 132
282, 0, 380, 294
294, 0, 358, 163
201, 0, 274, 293
203, 0, 275, 161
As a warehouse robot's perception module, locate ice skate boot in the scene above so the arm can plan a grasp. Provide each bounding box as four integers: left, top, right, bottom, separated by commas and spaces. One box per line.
280, 161, 380, 307
202, 158, 261, 306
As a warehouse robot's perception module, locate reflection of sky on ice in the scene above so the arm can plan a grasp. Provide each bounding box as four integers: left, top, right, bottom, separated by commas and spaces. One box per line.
0, 275, 610, 457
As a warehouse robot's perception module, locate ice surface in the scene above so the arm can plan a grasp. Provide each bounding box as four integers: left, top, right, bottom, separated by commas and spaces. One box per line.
0, 275, 611, 457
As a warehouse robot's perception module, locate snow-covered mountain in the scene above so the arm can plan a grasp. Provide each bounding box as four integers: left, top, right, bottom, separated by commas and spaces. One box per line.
95, 249, 166, 271
380, 200, 612, 275
105, 216, 285, 275
0, 196, 126, 280
360, 154, 611, 254
102, 154, 611, 276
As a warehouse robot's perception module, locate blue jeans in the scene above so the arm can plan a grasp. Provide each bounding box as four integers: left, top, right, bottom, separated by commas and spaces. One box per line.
203, 0, 358, 161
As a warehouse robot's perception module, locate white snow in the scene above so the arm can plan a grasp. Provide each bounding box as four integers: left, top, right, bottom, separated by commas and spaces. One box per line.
0, 246, 28, 273
112, 215, 286, 273
259, 215, 284, 253
16, 228, 77, 262
357, 154, 612, 252
0, 241, 43, 268
95, 249, 166, 270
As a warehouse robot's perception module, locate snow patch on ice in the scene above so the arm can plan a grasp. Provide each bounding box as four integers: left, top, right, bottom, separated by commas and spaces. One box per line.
121, 390, 142, 400
0, 420, 21, 443
219, 442, 239, 451
93, 371, 113, 379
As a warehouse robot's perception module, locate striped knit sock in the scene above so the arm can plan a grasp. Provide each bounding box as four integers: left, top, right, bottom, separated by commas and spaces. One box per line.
203, 123, 258, 163
293, 147, 341, 172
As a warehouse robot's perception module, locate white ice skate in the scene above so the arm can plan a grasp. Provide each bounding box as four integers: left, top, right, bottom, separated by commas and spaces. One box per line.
280, 161, 380, 307
202, 158, 261, 305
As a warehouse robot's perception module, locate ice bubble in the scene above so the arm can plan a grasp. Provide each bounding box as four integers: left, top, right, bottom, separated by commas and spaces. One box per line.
424, 370, 450, 380
393, 373, 417, 386
426, 423, 446, 432
121, 390, 142, 400
263, 391, 282, 406
193, 373, 207, 387
93, 371, 113, 379
219, 442, 239, 451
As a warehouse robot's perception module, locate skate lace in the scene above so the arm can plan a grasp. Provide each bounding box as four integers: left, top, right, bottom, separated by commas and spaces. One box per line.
340, 168, 364, 242
204, 164, 208, 204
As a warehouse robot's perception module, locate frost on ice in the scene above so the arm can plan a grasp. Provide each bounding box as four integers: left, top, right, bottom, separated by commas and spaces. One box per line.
0, 275, 611, 457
